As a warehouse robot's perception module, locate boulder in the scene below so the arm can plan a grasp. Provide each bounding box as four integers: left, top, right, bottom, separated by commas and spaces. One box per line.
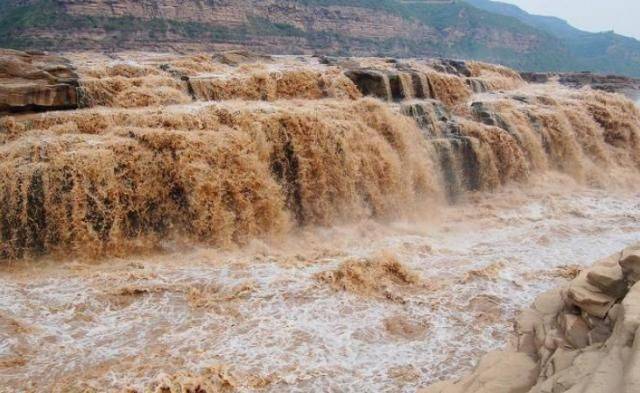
515, 309, 544, 354
344, 69, 392, 101
420, 248, 640, 393
533, 288, 565, 315
566, 272, 617, 318
0, 49, 79, 113
587, 265, 627, 298
559, 314, 590, 349
418, 351, 538, 393
620, 249, 640, 284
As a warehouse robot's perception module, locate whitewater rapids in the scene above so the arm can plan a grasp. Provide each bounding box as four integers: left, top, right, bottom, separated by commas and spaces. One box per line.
1, 176, 639, 392
1, 53, 640, 392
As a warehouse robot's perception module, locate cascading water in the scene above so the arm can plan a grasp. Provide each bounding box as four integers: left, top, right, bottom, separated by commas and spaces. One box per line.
1, 53, 639, 393
3, 55, 640, 258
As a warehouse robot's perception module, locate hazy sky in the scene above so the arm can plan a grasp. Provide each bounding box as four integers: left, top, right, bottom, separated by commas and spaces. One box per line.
501, 0, 640, 40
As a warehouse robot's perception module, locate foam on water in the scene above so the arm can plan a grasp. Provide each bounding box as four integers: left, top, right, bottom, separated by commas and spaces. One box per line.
1, 181, 639, 392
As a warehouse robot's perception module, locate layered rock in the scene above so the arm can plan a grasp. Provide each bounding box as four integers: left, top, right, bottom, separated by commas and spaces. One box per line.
420, 243, 640, 393
0, 49, 79, 113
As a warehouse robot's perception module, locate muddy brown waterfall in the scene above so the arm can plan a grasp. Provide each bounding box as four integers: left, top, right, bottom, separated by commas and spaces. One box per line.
1, 53, 640, 259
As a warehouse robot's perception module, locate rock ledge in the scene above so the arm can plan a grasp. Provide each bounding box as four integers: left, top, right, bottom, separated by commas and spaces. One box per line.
0, 49, 79, 113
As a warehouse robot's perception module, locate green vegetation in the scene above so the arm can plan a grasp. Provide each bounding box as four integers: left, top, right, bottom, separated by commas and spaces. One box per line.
466, 0, 640, 76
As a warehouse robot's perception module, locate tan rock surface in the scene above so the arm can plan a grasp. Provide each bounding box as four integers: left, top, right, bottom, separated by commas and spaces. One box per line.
0, 49, 78, 113
620, 249, 640, 284
418, 351, 538, 393
420, 247, 640, 393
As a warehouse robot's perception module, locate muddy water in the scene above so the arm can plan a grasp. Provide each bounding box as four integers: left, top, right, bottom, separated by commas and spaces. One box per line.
2, 53, 640, 392
1, 176, 639, 392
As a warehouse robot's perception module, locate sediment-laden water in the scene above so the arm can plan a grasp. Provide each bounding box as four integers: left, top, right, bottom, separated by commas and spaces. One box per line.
1, 53, 639, 392
1, 179, 639, 392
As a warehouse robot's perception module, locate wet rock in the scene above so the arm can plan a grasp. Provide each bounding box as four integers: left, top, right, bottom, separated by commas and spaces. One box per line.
431, 59, 472, 77
467, 78, 489, 93
345, 68, 425, 101
586, 265, 627, 298
520, 72, 550, 84
316, 55, 361, 69
344, 69, 391, 100
566, 272, 616, 318
521, 71, 640, 99
620, 248, 640, 284
418, 351, 538, 393
0, 49, 79, 113
401, 100, 451, 133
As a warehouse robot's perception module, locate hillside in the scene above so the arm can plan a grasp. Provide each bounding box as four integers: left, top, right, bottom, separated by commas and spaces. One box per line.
1, 0, 640, 76
466, 0, 640, 77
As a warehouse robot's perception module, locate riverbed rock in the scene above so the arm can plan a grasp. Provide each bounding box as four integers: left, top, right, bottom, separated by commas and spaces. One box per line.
420, 248, 640, 393
521, 71, 640, 99
620, 249, 640, 284
431, 59, 472, 77
418, 351, 538, 393
586, 265, 627, 298
566, 272, 616, 318
0, 49, 79, 113
212, 50, 272, 66
345, 68, 425, 101
344, 69, 391, 100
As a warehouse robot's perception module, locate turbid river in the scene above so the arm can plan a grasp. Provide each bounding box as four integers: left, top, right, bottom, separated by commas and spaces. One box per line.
2, 175, 639, 392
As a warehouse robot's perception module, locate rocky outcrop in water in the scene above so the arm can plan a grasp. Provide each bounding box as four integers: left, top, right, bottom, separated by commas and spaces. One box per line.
420, 243, 640, 393
0, 49, 79, 113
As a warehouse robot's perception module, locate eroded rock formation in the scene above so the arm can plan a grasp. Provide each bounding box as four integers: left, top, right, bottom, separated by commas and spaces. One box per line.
0, 49, 79, 113
420, 244, 640, 393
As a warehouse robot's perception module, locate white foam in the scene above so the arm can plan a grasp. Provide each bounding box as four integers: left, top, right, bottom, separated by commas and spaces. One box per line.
1, 188, 639, 392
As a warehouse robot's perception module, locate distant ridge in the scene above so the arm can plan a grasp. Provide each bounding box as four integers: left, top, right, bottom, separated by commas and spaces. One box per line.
466, 0, 640, 77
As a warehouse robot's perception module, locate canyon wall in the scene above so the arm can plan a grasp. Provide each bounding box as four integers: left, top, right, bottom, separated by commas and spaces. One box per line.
0, 0, 566, 71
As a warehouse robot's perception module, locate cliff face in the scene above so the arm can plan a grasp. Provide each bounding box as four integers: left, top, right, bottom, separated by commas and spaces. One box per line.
60, 0, 431, 39
0, 0, 565, 71
2, 0, 640, 76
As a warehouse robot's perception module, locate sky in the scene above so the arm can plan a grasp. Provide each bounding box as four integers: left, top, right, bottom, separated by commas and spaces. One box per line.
501, 0, 640, 40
